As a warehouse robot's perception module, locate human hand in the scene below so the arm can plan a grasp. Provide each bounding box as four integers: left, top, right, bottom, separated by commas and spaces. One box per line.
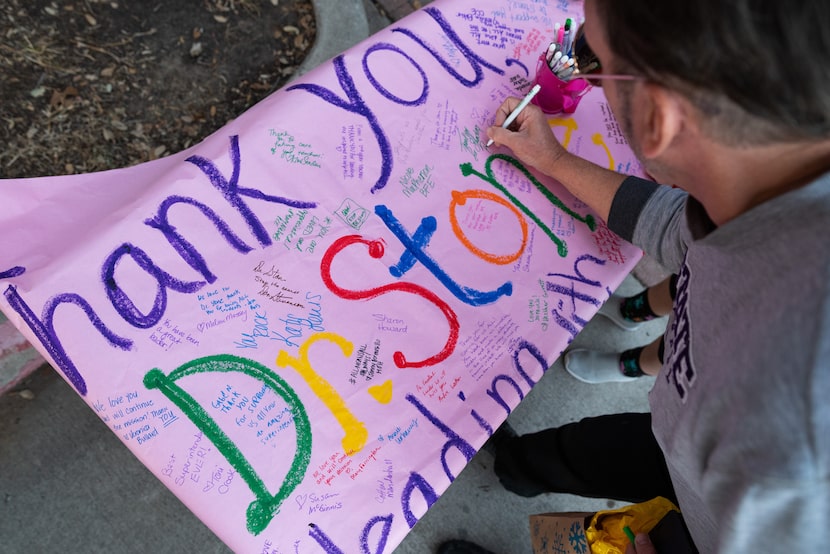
486, 96, 569, 174
625, 533, 658, 554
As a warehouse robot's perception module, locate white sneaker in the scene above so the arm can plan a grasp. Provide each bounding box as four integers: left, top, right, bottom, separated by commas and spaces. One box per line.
563, 349, 639, 384
597, 295, 643, 331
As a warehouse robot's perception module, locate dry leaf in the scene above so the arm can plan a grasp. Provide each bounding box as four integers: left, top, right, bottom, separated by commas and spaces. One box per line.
49, 86, 79, 108
132, 122, 145, 138
101, 66, 115, 78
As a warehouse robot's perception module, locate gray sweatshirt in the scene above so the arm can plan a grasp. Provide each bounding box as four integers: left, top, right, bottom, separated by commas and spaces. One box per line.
607, 172, 830, 553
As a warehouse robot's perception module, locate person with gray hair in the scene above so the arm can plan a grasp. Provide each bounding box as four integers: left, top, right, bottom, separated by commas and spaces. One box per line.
441, 0, 830, 552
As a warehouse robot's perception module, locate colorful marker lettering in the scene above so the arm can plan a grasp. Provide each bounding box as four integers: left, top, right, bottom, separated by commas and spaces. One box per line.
320, 235, 460, 369
143, 354, 312, 535
275, 332, 368, 455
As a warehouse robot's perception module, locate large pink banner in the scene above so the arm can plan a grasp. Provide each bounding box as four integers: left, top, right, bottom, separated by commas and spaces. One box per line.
0, 0, 644, 551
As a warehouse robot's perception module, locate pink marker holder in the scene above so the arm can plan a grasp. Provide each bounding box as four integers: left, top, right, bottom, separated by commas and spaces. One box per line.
530, 53, 591, 114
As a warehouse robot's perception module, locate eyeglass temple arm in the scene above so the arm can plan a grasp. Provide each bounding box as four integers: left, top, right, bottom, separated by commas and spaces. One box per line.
567, 73, 640, 82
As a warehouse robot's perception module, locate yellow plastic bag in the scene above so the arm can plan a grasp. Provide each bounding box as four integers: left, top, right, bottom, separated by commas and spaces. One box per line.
585, 496, 679, 554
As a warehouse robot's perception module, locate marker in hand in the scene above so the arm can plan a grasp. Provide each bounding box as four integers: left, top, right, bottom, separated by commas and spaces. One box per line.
486, 84, 542, 147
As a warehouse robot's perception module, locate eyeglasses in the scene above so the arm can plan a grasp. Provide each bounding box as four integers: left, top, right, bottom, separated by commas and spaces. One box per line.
567, 23, 641, 86
566, 73, 641, 86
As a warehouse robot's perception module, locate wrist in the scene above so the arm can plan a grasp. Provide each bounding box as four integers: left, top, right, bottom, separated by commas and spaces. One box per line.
542, 148, 572, 178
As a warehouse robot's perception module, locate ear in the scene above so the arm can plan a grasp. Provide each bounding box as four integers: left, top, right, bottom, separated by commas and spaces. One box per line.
638, 83, 685, 159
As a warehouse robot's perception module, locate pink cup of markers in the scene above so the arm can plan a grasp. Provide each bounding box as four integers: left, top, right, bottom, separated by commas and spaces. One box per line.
530, 19, 591, 114
531, 54, 590, 114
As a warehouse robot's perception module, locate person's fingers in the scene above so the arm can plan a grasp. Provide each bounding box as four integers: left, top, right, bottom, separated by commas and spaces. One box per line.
625, 533, 657, 554
485, 125, 512, 147
492, 97, 523, 127
492, 95, 546, 128
636, 533, 658, 554
490, 102, 545, 140
512, 103, 547, 133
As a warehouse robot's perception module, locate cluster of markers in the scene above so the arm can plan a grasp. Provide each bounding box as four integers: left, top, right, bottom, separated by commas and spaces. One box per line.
544, 18, 593, 80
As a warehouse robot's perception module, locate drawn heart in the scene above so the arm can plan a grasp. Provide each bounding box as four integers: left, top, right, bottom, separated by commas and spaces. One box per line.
295, 493, 308, 511
367, 380, 393, 404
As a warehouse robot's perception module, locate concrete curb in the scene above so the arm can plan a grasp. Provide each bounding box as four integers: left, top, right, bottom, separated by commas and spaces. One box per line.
294, 0, 372, 80
0, 314, 45, 395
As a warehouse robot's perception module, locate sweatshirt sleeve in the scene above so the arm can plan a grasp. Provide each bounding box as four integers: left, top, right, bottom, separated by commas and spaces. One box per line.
607, 176, 691, 274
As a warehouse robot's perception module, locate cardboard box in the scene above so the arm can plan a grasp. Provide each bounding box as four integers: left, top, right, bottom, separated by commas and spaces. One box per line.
529, 512, 593, 554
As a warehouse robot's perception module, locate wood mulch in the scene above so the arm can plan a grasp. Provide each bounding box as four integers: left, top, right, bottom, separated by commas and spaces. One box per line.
0, 0, 316, 178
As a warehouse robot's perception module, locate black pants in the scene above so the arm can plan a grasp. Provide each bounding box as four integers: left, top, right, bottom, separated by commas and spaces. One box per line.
494, 413, 677, 505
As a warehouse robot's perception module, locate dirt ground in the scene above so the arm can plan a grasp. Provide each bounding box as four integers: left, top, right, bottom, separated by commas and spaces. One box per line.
0, 0, 316, 178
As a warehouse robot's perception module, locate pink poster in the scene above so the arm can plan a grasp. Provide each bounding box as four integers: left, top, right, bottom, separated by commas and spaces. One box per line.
0, 0, 644, 551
